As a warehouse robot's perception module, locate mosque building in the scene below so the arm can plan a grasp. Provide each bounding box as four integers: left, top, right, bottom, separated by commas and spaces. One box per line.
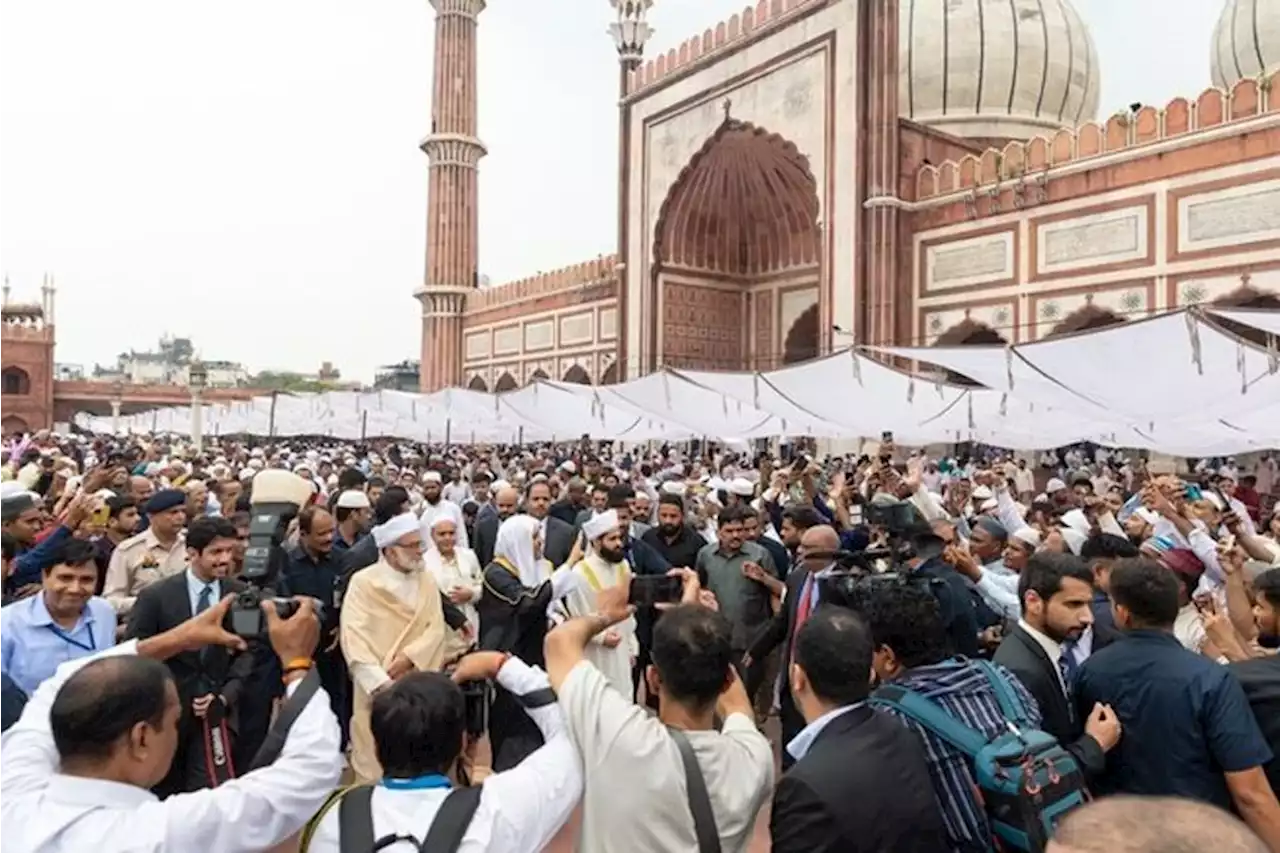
417, 0, 1280, 393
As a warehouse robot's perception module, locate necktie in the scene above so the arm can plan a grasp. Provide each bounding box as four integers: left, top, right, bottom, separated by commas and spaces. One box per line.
196, 584, 213, 615
1058, 638, 1080, 692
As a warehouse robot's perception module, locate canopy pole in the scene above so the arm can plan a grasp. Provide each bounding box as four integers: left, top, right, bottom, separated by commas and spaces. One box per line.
445, 418, 452, 449
360, 410, 368, 440
518, 426, 525, 446
267, 390, 279, 438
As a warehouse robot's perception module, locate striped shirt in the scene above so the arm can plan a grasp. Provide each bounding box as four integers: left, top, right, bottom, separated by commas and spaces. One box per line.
879, 658, 1042, 853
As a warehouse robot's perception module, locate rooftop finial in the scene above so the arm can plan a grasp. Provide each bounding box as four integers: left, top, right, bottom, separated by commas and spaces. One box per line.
722, 97, 732, 122
608, 0, 654, 68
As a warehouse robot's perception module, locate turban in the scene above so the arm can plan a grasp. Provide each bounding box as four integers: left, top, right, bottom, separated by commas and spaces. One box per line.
727, 478, 755, 498
582, 509, 620, 541
423, 471, 443, 484
1046, 478, 1068, 494
372, 513, 419, 549
661, 480, 687, 496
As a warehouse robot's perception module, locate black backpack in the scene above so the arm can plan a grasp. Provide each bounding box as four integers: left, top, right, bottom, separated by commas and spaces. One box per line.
301, 782, 483, 853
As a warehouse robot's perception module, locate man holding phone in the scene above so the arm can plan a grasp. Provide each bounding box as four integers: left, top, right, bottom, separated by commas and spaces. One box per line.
554, 509, 639, 699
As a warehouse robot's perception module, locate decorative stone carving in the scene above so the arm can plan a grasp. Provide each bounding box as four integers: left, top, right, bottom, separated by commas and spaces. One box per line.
493, 326, 520, 355
1042, 212, 1141, 268
464, 332, 489, 360
1185, 186, 1280, 245
558, 313, 592, 346
661, 282, 744, 369
523, 320, 554, 351
928, 236, 1011, 288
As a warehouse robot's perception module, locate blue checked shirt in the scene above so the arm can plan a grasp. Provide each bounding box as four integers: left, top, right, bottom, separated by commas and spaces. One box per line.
879, 658, 1042, 852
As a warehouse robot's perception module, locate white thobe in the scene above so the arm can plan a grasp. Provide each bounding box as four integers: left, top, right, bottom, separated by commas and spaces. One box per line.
558, 554, 638, 698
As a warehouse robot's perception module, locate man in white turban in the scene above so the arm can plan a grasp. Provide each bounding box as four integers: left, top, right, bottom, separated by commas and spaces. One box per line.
339, 512, 467, 781
554, 510, 638, 699
418, 470, 469, 550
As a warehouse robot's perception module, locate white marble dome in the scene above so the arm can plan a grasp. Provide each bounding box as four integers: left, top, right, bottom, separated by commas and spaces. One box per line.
1211, 0, 1280, 89
901, 0, 1102, 141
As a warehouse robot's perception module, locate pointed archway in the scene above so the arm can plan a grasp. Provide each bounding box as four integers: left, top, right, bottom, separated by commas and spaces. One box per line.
2, 415, 29, 436
600, 361, 620, 385
1047, 304, 1126, 337
562, 364, 591, 385
1212, 284, 1280, 347
651, 118, 821, 372
494, 372, 517, 392
2, 367, 32, 395
527, 369, 549, 386
782, 304, 820, 365
932, 320, 1008, 386
467, 375, 488, 392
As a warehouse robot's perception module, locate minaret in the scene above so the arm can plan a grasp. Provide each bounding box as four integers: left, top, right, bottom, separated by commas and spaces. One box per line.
417, 0, 487, 392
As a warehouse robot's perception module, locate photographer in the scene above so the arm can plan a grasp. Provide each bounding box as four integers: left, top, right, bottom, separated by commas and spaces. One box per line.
0, 595, 342, 852
547, 568, 773, 852
301, 650, 580, 853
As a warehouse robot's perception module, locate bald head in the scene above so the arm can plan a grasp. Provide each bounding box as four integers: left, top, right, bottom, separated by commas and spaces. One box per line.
800, 524, 840, 552
1048, 796, 1268, 853
494, 486, 519, 520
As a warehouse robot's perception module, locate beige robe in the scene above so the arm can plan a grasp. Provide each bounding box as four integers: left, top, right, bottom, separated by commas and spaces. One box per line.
340, 559, 467, 782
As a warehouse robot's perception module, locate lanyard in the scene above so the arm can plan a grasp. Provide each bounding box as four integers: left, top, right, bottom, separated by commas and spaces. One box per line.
46, 622, 96, 652
380, 773, 451, 791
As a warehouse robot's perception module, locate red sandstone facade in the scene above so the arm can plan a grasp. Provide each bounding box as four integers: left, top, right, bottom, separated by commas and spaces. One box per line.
418, 0, 1279, 391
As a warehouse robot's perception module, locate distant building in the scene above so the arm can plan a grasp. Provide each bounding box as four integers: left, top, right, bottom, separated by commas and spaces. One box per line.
374, 360, 420, 392
54, 363, 84, 381
0, 278, 56, 434
101, 334, 249, 387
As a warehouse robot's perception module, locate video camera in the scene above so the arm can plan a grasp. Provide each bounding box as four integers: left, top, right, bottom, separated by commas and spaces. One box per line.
229, 469, 325, 641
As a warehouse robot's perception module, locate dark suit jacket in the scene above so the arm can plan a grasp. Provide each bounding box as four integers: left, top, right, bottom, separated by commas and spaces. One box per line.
1231, 655, 1280, 795
540, 515, 575, 568
473, 513, 501, 569
771, 705, 949, 853
126, 573, 254, 712
992, 624, 1106, 776
746, 569, 812, 749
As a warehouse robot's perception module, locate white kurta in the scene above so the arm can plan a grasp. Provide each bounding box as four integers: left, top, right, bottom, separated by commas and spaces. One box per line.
558, 554, 638, 699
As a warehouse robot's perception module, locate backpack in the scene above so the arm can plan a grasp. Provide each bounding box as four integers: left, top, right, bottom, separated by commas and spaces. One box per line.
869, 660, 1087, 853
299, 782, 483, 853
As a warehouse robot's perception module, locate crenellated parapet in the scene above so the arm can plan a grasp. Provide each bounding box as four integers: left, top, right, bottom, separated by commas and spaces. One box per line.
914, 73, 1279, 202
466, 254, 618, 313
624, 0, 823, 96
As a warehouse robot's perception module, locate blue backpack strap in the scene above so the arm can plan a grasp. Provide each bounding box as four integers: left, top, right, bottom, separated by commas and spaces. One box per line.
870, 684, 989, 758
972, 660, 1032, 728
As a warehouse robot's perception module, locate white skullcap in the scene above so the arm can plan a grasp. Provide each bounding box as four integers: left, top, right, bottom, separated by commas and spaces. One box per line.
1046, 478, 1068, 493
336, 490, 371, 509
558, 460, 577, 474
239, 467, 256, 480
661, 480, 687, 496
582, 509, 620, 541
1012, 527, 1042, 549
0, 481, 32, 500
429, 513, 458, 531
492, 479, 512, 491
372, 513, 420, 549
423, 471, 443, 484
970, 485, 994, 500
728, 477, 755, 497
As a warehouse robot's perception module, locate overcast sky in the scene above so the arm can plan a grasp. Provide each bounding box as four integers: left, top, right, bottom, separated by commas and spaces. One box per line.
0, 0, 1226, 381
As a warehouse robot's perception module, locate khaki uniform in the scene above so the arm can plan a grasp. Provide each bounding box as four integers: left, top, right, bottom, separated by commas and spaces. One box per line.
103, 528, 188, 616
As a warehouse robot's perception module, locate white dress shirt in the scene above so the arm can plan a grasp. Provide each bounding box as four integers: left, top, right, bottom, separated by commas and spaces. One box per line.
1017, 619, 1070, 696
185, 569, 220, 616
786, 702, 864, 760
307, 659, 580, 853
1, 640, 343, 853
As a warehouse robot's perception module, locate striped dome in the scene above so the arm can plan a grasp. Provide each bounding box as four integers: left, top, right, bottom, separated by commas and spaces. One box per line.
1211, 0, 1280, 89
901, 0, 1102, 141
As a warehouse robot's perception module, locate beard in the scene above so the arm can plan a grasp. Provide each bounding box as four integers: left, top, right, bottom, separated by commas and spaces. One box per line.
598, 545, 625, 564
658, 522, 681, 537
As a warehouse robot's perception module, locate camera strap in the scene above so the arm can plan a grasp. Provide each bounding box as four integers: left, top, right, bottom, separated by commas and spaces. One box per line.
667, 727, 722, 853
336, 783, 484, 853
249, 667, 321, 770
514, 687, 556, 709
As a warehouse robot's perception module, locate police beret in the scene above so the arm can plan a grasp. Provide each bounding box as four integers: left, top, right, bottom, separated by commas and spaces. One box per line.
143, 488, 186, 515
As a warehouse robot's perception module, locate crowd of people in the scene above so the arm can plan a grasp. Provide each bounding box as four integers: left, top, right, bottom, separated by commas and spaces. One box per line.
2, 428, 1280, 853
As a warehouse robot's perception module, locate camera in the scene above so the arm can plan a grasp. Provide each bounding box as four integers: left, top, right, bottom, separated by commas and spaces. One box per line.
229, 470, 317, 641
458, 679, 491, 737
864, 499, 919, 535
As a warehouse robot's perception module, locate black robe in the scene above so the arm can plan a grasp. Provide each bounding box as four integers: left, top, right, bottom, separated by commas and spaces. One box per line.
477, 558, 553, 771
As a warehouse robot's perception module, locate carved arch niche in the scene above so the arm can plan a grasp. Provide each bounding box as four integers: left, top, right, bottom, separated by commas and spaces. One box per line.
931, 319, 1008, 386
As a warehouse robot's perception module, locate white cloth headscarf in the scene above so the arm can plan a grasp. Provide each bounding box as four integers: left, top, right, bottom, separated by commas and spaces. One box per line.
372, 512, 419, 549
581, 509, 619, 543
494, 514, 546, 587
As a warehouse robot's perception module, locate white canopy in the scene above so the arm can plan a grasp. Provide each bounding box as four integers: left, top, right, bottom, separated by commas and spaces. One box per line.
77, 308, 1280, 454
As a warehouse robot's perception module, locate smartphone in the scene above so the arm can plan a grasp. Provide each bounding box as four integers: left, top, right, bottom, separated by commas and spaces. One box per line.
90, 502, 110, 527
628, 575, 683, 608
